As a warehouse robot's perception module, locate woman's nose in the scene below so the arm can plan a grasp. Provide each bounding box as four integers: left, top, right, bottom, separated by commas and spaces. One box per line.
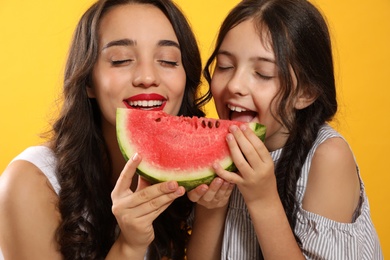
132, 62, 159, 88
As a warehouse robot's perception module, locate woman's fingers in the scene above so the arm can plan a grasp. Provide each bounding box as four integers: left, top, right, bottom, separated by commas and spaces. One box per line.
112, 153, 141, 199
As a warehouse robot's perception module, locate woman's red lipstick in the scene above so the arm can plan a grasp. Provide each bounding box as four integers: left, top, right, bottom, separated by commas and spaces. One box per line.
123, 93, 166, 111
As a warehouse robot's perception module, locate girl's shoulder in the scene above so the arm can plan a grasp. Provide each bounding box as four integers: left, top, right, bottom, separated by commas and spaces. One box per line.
301, 125, 361, 223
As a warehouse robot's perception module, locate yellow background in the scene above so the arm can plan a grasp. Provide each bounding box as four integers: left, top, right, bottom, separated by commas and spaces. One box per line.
0, 0, 389, 256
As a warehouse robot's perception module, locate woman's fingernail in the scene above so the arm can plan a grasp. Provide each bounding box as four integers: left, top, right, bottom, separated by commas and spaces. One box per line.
168, 181, 177, 190
131, 152, 139, 161
175, 187, 185, 195
240, 124, 247, 131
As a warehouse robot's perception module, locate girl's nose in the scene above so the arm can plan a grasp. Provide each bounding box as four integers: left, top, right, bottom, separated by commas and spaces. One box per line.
226, 70, 249, 96
132, 62, 159, 88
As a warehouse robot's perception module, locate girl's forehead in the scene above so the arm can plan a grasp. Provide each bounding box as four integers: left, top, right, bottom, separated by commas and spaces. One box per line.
220, 20, 275, 61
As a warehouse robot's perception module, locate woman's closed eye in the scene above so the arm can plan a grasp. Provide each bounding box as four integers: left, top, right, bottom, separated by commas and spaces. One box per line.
111, 59, 133, 66
158, 60, 179, 67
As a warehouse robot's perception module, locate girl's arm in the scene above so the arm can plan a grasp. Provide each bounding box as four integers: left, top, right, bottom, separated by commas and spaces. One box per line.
0, 161, 62, 259
215, 125, 305, 259
302, 137, 360, 223
186, 179, 234, 260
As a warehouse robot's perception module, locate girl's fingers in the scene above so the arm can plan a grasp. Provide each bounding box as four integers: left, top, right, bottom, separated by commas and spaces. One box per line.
213, 162, 242, 184
240, 124, 272, 164
201, 177, 224, 202
187, 184, 209, 202
112, 153, 141, 199
226, 126, 254, 175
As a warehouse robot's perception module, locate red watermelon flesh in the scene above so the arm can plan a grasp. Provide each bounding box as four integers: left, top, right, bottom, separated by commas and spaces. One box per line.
116, 108, 266, 191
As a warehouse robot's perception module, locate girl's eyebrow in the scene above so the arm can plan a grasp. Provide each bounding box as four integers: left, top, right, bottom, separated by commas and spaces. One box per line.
102, 38, 180, 50
217, 49, 276, 64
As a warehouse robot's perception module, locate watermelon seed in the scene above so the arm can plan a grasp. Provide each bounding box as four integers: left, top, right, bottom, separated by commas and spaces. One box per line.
208, 121, 213, 128
201, 120, 206, 128
155, 118, 161, 122
216, 121, 220, 128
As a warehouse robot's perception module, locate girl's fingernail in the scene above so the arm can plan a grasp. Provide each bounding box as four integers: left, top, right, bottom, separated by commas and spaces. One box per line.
229, 125, 238, 132
240, 124, 247, 131
131, 152, 139, 161
226, 133, 234, 141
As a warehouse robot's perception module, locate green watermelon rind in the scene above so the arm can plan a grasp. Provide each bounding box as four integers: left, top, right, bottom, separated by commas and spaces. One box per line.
116, 109, 266, 191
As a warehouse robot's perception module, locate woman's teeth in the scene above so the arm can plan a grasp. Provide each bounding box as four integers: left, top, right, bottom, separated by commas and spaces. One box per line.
227, 104, 247, 112
128, 100, 163, 107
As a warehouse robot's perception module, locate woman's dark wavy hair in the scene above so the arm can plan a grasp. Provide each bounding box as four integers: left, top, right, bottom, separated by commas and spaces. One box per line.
51, 0, 209, 259
204, 0, 337, 250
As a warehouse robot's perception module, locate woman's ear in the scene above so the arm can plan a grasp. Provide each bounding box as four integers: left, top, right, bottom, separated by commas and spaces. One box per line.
294, 92, 316, 110
86, 86, 96, 98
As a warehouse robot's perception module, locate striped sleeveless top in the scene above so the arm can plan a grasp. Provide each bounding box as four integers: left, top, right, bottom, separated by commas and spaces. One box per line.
221, 124, 383, 259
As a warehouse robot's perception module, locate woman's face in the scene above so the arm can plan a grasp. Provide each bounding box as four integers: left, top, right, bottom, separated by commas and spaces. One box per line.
89, 3, 186, 129
211, 19, 289, 151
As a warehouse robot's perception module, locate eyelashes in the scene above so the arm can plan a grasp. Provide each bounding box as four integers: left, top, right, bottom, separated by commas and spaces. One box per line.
110, 59, 179, 67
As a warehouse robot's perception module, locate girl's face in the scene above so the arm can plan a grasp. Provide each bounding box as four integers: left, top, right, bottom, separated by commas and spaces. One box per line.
89, 4, 186, 128
211, 19, 289, 151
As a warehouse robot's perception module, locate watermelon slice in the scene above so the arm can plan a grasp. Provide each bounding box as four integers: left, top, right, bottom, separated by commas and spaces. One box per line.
116, 108, 266, 191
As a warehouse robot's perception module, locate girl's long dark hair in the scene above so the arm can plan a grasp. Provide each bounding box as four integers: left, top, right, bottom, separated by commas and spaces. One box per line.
204, 0, 337, 249
51, 0, 209, 259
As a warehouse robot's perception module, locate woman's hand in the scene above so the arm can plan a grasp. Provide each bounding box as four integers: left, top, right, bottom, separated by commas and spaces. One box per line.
110, 152, 185, 256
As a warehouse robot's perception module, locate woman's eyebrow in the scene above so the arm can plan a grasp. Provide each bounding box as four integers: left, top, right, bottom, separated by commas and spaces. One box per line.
158, 39, 180, 49
102, 38, 136, 50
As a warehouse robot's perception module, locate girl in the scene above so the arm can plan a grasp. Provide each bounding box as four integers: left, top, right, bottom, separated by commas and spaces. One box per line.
187, 0, 383, 259
0, 0, 209, 259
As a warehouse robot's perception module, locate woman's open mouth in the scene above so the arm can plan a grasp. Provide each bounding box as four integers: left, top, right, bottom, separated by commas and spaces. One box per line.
124, 93, 166, 111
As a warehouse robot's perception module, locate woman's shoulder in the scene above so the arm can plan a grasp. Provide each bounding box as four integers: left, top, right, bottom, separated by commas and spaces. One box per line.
0, 146, 61, 259
6, 145, 60, 194
0, 145, 59, 204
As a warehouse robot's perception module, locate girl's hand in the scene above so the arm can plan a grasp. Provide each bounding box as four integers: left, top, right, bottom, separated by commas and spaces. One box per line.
214, 124, 276, 206
187, 177, 234, 209
111, 153, 185, 253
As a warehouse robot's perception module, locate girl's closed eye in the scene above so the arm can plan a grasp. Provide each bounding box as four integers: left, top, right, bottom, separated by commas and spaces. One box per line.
215, 60, 234, 71
255, 71, 275, 80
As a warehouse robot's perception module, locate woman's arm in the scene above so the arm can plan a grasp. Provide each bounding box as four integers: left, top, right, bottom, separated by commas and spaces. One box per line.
107, 153, 186, 259
0, 160, 62, 259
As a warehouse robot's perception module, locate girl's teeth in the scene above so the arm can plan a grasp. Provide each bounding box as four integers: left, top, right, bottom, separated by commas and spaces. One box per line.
129, 100, 163, 107
228, 104, 247, 112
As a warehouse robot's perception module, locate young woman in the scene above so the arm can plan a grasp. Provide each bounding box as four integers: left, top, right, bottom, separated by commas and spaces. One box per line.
0, 0, 209, 259
187, 0, 383, 259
